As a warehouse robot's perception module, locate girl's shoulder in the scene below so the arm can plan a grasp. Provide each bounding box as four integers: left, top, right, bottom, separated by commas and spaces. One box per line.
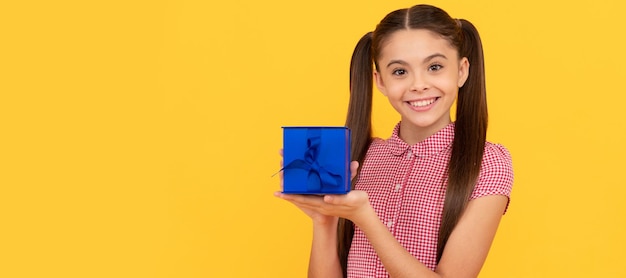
361, 137, 395, 161
371, 137, 387, 146
367, 136, 395, 153
483, 142, 512, 162
474, 142, 514, 202
482, 142, 513, 169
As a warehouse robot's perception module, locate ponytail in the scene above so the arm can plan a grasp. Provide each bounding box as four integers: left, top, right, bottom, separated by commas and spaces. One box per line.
338, 32, 374, 276
346, 32, 374, 165
437, 19, 488, 262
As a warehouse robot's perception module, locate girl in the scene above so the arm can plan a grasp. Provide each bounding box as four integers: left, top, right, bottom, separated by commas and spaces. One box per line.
275, 4, 513, 277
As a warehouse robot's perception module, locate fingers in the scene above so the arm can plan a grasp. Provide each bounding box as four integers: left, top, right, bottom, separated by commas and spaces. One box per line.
279, 193, 324, 204
323, 194, 350, 205
279, 193, 352, 207
288, 194, 332, 206
275, 193, 362, 220
327, 190, 368, 205
323, 194, 338, 204
350, 161, 359, 180
274, 193, 323, 215
278, 194, 329, 213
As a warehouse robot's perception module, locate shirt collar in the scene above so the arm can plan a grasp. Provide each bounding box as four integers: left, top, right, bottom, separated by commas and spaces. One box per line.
388, 122, 455, 158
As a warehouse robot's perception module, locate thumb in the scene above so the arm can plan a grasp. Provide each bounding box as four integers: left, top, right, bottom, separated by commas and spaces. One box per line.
350, 161, 359, 180
323, 194, 344, 205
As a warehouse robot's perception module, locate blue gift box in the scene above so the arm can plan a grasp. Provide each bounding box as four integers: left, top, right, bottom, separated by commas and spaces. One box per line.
282, 126, 351, 194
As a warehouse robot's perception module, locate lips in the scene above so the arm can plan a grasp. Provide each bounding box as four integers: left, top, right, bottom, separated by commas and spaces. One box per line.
408, 97, 438, 107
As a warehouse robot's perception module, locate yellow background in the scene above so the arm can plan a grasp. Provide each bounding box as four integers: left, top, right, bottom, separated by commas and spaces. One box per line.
1, 0, 625, 277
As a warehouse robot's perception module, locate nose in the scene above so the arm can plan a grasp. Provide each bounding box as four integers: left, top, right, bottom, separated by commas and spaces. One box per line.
409, 71, 429, 92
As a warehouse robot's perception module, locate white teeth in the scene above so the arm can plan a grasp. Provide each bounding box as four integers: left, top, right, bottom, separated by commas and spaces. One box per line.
410, 98, 436, 107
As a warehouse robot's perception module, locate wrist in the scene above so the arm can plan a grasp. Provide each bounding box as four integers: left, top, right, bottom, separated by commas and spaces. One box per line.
312, 216, 339, 228
352, 204, 376, 229
312, 217, 339, 243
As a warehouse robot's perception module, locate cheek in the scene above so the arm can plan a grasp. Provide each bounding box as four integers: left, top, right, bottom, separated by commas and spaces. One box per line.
433, 74, 461, 93
382, 79, 409, 94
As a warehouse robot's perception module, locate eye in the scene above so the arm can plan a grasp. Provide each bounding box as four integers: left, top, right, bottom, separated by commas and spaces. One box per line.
392, 68, 407, 76
428, 64, 443, 72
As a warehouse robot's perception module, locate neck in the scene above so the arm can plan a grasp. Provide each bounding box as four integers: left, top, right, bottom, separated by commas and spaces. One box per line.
398, 117, 451, 145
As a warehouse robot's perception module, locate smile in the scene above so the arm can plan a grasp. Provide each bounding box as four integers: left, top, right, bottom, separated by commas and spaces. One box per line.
408, 97, 438, 107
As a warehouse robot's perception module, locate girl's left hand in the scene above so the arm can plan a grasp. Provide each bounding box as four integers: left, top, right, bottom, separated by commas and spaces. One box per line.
276, 190, 374, 226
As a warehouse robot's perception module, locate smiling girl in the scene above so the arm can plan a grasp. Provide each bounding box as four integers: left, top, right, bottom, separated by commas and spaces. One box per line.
275, 4, 513, 277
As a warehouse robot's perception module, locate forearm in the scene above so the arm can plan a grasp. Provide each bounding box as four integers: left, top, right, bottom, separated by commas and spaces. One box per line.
356, 207, 440, 278
308, 217, 342, 278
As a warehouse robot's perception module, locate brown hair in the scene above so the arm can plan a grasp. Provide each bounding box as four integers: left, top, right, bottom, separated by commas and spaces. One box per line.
340, 4, 487, 274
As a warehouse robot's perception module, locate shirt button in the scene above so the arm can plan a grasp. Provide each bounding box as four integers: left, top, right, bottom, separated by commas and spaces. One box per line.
406, 150, 412, 159
386, 221, 394, 228
395, 184, 401, 191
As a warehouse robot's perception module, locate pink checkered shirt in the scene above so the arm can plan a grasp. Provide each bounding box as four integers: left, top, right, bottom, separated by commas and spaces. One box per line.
347, 122, 514, 277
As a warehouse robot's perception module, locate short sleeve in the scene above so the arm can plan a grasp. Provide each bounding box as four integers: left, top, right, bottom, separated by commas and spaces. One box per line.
470, 143, 514, 213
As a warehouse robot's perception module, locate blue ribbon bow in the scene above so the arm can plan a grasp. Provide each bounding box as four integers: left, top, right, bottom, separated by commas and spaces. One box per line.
282, 130, 343, 191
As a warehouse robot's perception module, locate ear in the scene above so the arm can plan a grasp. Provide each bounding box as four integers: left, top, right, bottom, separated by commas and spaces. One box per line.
457, 57, 469, 88
373, 71, 388, 96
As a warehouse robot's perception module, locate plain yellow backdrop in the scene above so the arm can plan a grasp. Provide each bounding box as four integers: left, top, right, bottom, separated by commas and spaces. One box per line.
1, 0, 625, 277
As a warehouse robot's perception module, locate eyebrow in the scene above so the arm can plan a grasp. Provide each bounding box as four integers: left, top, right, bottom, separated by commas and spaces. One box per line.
386, 53, 448, 68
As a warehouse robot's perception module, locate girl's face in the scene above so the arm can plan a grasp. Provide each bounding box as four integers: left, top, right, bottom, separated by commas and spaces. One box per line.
374, 29, 469, 143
